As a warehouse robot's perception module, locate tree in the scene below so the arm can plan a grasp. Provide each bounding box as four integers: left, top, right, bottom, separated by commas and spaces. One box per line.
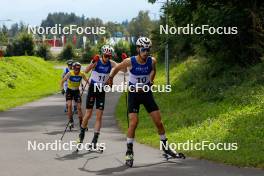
114, 40, 131, 62
128, 11, 155, 38
60, 43, 76, 60
149, 0, 264, 66
36, 44, 51, 60
6, 32, 34, 56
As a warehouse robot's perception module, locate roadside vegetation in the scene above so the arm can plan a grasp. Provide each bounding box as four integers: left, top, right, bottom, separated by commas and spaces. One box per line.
0, 56, 61, 111
116, 57, 264, 168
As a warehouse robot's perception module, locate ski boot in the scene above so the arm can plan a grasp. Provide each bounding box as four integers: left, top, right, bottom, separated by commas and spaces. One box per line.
78, 127, 86, 143
69, 117, 74, 131
89, 132, 103, 153
125, 143, 134, 167
75, 127, 86, 152
161, 139, 185, 160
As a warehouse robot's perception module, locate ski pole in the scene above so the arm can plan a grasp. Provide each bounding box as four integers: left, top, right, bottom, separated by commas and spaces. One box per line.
80, 80, 89, 97
125, 74, 129, 128
121, 53, 129, 128
60, 120, 71, 140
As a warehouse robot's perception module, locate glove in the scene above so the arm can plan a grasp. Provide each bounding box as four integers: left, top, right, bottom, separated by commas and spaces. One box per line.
106, 77, 113, 87
92, 54, 100, 63
121, 53, 128, 60
61, 89, 65, 95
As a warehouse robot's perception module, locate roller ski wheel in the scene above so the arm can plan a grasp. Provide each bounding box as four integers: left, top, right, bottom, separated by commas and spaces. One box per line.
69, 123, 74, 131
88, 144, 104, 153
163, 152, 186, 160
125, 154, 134, 167
74, 138, 83, 153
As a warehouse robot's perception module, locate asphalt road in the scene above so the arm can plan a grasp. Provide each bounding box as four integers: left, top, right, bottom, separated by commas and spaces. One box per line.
0, 74, 263, 176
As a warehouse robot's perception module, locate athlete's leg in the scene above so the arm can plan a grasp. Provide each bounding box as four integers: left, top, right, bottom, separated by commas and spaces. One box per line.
143, 91, 176, 155
81, 108, 93, 129
91, 90, 105, 145
89, 109, 103, 146
73, 101, 77, 114
78, 86, 95, 143
67, 100, 73, 120
126, 92, 140, 156
82, 87, 95, 129
149, 110, 165, 135
94, 109, 103, 132
149, 111, 176, 157
127, 113, 139, 138
77, 102, 83, 123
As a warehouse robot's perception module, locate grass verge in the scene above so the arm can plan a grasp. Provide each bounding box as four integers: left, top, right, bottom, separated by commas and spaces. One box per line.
115, 57, 264, 168
0, 56, 61, 111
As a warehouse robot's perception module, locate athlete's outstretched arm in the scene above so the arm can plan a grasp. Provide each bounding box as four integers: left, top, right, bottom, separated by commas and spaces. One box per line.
150, 57, 157, 83
84, 62, 96, 73
110, 60, 127, 73
109, 58, 131, 78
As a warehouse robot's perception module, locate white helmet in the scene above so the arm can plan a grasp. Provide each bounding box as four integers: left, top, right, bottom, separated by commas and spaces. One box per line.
136, 37, 152, 48
101, 45, 113, 55
73, 62, 81, 68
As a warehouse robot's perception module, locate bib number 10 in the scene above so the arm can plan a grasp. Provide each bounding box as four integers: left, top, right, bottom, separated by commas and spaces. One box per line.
136, 77, 147, 83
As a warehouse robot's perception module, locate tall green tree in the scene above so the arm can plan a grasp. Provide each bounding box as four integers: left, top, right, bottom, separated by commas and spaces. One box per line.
128, 11, 155, 38
149, 0, 264, 66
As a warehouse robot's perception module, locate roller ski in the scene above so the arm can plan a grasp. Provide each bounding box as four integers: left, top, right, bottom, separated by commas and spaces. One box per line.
87, 132, 104, 153
125, 143, 134, 167
75, 142, 104, 153
125, 153, 134, 167
75, 129, 104, 153
161, 139, 185, 160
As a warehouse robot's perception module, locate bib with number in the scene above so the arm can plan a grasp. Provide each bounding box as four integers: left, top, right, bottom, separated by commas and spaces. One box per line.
129, 56, 152, 87
90, 58, 112, 85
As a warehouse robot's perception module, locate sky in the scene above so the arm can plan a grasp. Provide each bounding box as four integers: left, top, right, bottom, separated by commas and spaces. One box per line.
0, 0, 163, 26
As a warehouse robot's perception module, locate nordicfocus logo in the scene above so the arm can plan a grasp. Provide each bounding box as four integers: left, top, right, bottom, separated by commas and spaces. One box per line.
28, 24, 106, 35
160, 140, 238, 151
160, 24, 238, 35
27, 140, 106, 151
93, 82, 172, 93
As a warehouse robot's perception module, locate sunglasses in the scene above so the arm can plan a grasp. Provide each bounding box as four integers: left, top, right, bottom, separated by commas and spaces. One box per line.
74, 67, 81, 71
140, 48, 150, 52
104, 54, 112, 58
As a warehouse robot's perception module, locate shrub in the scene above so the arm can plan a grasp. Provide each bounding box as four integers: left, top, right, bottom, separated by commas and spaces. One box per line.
114, 40, 131, 62
35, 44, 52, 60
59, 43, 76, 60
6, 32, 34, 56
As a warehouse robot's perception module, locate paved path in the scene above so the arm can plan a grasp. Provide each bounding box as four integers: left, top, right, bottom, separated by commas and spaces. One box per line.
0, 74, 263, 176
